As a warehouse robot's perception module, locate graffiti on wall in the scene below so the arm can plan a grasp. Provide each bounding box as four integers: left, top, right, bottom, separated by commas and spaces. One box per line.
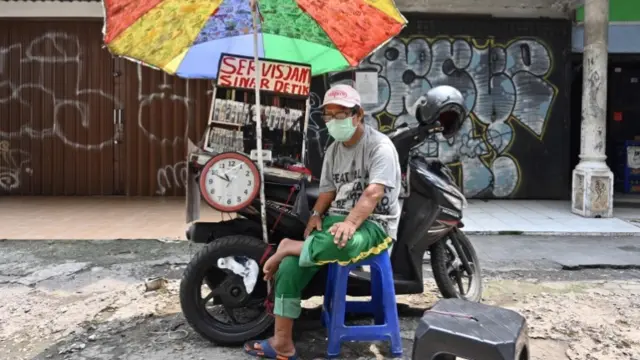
137, 68, 193, 146
309, 36, 558, 198
0, 31, 200, 195
0, 140, 32, 191
134, 67, 195, 194
156, 160, 188, 195
0, 32, 123, 150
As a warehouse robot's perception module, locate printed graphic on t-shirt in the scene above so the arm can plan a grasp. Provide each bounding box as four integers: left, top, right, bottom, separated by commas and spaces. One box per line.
329, 166, 396, 235
320, 126, 402, 239
333, 171, 392, 214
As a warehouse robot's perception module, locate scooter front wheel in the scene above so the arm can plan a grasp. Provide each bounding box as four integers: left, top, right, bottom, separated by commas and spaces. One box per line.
430, 228, 483, 302
180, 235, 273, 345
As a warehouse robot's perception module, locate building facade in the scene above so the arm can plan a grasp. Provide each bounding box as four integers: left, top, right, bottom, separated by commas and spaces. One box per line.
0, 18, 213, 196
1, 0, 577, 199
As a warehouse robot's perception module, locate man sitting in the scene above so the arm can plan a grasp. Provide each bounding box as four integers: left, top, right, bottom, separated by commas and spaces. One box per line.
244, 84, 402, 359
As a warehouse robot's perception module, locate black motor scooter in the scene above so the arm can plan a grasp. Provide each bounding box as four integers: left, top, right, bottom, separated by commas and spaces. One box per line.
180, 85, 483, 345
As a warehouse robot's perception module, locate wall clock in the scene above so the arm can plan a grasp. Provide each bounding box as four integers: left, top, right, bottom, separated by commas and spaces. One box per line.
199, 152, 260, 212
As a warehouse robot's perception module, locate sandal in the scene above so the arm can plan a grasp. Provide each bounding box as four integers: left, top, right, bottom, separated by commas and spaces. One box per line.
244, 339, 298, 360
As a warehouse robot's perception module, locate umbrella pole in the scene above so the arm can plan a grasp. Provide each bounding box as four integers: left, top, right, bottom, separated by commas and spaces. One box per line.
301, 97, 311, 166
251, 0, 269, 245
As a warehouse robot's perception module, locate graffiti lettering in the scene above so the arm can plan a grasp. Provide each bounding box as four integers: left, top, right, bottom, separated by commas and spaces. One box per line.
0, 140, 32, 191
310, 36, 557, 198
156, 160, 188, 195
136, 67, 193, 146
0, 32, 123, 150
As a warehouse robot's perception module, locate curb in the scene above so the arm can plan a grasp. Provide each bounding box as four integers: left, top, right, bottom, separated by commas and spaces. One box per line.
615, 201, 640, 209
464, 231, 640, 236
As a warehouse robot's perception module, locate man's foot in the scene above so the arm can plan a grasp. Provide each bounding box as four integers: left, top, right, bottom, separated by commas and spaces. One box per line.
244, 338, 297, 359
263, 252, 284, 281
263, 238, 301, 281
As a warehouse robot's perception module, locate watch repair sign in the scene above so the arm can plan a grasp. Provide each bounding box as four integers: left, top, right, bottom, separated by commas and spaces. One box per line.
217, 53, 311, 97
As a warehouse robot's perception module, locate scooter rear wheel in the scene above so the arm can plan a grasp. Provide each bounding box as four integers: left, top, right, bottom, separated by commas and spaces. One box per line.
180, 235, 273, 345
430, 228, 483, 302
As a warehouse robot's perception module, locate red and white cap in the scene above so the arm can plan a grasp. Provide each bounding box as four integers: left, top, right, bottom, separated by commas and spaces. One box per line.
322, 84, 361, 108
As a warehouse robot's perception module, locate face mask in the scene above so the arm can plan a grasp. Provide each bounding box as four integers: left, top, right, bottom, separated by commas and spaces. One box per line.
326, 117, 356, 142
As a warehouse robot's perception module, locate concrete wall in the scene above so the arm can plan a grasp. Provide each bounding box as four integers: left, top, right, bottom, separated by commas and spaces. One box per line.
1, 0, 578, 19
396, 0, 577, 18
0, 2, 104, 18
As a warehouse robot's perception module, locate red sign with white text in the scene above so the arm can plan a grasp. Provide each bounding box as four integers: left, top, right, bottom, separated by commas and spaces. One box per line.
216, 54, 311, 97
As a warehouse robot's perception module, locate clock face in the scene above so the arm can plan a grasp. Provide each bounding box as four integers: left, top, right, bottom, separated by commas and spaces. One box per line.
199, 152, 260, 212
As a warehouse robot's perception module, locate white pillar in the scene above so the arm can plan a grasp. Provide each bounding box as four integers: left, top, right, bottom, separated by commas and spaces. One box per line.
572, 0, 613, 218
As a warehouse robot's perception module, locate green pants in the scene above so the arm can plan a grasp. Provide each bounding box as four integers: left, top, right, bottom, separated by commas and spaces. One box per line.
273, 215, 392, 319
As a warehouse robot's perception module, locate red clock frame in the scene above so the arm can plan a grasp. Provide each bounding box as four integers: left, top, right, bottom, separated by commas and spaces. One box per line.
199, 152, 261, 212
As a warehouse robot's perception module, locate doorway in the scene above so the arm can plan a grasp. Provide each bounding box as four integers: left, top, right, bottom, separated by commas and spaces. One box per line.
0, 20, 123, 195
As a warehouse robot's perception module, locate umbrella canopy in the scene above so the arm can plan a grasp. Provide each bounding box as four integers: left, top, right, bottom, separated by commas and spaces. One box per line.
103, 0, 407, 78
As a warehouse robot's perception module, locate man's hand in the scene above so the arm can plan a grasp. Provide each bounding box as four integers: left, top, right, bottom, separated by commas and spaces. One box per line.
304, 215, 322, 238
329, 220, 358, 248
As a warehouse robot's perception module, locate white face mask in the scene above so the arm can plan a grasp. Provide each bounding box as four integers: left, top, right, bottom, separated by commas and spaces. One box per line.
326, 117, 357, 142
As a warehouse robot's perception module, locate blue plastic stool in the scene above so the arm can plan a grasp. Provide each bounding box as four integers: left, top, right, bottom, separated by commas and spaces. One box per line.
321, 251, 402, 358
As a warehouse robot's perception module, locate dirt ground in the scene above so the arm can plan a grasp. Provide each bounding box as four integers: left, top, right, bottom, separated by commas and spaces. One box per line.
2, 278, 639, 359
1, 240, 639, 359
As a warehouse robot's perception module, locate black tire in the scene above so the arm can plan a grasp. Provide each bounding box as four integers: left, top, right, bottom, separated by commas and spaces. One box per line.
430, 228, 483, 302
180, 235, 273, 345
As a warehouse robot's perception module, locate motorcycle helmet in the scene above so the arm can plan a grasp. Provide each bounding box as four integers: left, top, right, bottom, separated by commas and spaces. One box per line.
415, 85, 466, 139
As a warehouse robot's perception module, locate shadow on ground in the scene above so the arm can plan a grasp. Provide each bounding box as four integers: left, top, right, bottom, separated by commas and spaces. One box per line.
31, 304, 428, 360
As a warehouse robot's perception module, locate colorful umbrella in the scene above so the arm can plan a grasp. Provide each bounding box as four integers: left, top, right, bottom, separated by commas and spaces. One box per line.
102, 0, 407, 79
103, 0, 407, 246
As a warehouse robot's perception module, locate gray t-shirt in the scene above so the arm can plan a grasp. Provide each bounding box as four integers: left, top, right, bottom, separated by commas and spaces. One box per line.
319, 125, 403, 239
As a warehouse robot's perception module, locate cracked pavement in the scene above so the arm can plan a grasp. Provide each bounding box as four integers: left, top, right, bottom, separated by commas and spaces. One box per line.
1, 238, 640, 360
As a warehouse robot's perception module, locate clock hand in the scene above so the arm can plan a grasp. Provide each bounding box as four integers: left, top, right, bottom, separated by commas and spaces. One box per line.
222, 163, 244, 181
223, 166, 239, 188
212, 170, 229, 182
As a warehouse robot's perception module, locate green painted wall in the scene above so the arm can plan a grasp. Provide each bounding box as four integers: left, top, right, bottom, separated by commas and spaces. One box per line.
576, 0, 640, 22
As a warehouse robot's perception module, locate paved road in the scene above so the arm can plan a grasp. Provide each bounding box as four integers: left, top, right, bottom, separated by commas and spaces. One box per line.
470, 234, 640, 270
1, 237, 640, 360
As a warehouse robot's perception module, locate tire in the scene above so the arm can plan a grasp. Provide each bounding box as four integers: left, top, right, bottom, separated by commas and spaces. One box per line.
180, 235, 273, 345
430, 228, 483, 302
